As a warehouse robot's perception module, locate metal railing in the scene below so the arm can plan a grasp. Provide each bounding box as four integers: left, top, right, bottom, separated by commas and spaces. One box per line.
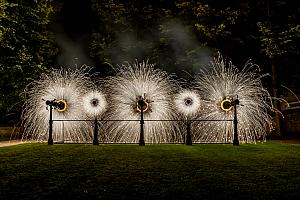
47, 99, 239, 146
46, 98, 239, 146
48, 105, 239, 146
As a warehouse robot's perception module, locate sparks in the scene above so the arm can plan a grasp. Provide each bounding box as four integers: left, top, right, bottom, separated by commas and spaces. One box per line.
82, 90, 107, 118
102, 60, 181, 143
21, 66, 94, 143
174, 90, 201, 118
193, 55, 274, 143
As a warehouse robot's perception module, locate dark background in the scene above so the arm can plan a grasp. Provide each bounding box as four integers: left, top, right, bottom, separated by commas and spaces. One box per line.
0, 0, 299, 125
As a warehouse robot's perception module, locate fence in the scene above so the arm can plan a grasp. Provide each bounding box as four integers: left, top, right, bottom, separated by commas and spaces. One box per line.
47, 102, 239, 146
48, 119, 238, 146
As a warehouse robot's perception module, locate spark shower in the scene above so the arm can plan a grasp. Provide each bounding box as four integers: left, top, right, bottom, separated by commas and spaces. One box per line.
21, 55, 274, 144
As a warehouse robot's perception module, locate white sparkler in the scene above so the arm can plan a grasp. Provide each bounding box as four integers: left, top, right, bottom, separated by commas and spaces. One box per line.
21, 55, 274, 144
82, 91, 107, 118
174, 90, 201, 118
21, 66, 93, 143
193, 54, 274, 143
103, 60, 181, 143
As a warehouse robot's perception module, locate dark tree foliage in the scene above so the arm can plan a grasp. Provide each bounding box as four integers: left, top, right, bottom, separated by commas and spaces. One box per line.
89, 0, 175, 76
256, 0, 300, 95
0, 0, 60, 123
92, 0, 299, 92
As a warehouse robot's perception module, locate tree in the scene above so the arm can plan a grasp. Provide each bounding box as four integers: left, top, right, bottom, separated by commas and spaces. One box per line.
89, 0, 172, 74
0, 0, 59, 123
256, 0, 300, 134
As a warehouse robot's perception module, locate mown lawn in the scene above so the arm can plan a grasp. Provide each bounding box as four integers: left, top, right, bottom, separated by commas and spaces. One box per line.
0, 142, 299, 200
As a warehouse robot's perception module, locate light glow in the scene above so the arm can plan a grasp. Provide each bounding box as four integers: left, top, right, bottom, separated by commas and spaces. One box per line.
220, 99, 233, 111
103, 60, 181, 143
56, 99, 68, 112
21, 66, 94, 143
193, 55, 274, 143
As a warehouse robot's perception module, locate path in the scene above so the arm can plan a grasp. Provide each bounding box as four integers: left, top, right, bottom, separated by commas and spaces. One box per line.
1, 139, 300, 147
277, 139, 300, 146
0, 140, 27, 147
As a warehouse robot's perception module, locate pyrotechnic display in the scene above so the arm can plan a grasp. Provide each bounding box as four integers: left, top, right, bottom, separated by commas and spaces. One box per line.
82, 91, 107, 118
193, 55, 274, 143
21, 55, 274, 144
102, 61, 181, 143
174, 90, 202, 118
21, 66, 98, 142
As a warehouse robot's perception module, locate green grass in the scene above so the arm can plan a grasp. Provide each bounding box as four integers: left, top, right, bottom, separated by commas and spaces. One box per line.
1, 143, 300, 200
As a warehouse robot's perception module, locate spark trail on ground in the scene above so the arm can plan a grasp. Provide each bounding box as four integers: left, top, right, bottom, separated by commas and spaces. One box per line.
103, 60, 181, 143
21, 66, 95, 142
193, 55, 274, 143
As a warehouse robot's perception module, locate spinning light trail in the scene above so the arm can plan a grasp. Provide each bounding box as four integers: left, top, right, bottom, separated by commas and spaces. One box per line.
83, 91, 107, 118
103, 60, 181, 143
21, 66, 94, 142
193, 55, 274, 143
174, 90, 201, 118
21, 55, 274, 144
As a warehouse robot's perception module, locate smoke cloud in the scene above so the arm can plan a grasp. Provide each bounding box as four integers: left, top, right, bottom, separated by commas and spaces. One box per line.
158, 19, 213, 75
53, 24, 94, 68
103, 18, 213, 79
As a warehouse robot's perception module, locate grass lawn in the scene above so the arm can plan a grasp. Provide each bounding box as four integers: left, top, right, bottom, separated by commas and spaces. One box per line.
1, 142, 300, 200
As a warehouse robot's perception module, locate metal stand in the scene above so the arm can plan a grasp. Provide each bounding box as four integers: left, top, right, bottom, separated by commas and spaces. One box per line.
139, 102, 145, 146
186, 120, 192, 145
93, 118, 99, 145
233, 101, 239, 146
48, 105, 53, 145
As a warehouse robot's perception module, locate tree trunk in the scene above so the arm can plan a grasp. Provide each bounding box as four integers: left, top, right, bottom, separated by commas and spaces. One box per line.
271, 62, 282, 135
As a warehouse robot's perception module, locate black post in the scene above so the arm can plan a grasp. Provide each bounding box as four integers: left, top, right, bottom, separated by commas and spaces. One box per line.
233, 103, 239, 146
139, 103, 145, 146
93, 118, 99, 145
48, 105, 53, 145
186, 120, 192, 145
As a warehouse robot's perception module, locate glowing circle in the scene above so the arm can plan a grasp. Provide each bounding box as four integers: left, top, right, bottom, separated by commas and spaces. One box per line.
136, 100, 149, 112
174, 90, 201, 117
220, 99, 233, 111
56, 99, 67, 112
83, 91, 107, 117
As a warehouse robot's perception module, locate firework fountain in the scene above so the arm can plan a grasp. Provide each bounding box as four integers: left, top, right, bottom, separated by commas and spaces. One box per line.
21, 66, 103, 143
174, 90, 202, 144
103, 60, 181, 143
82, 90, 107, 118
21, 55, 273, 144
192, 55, 274, 143
174, 90, 202, 118
82, 90, 107, 144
